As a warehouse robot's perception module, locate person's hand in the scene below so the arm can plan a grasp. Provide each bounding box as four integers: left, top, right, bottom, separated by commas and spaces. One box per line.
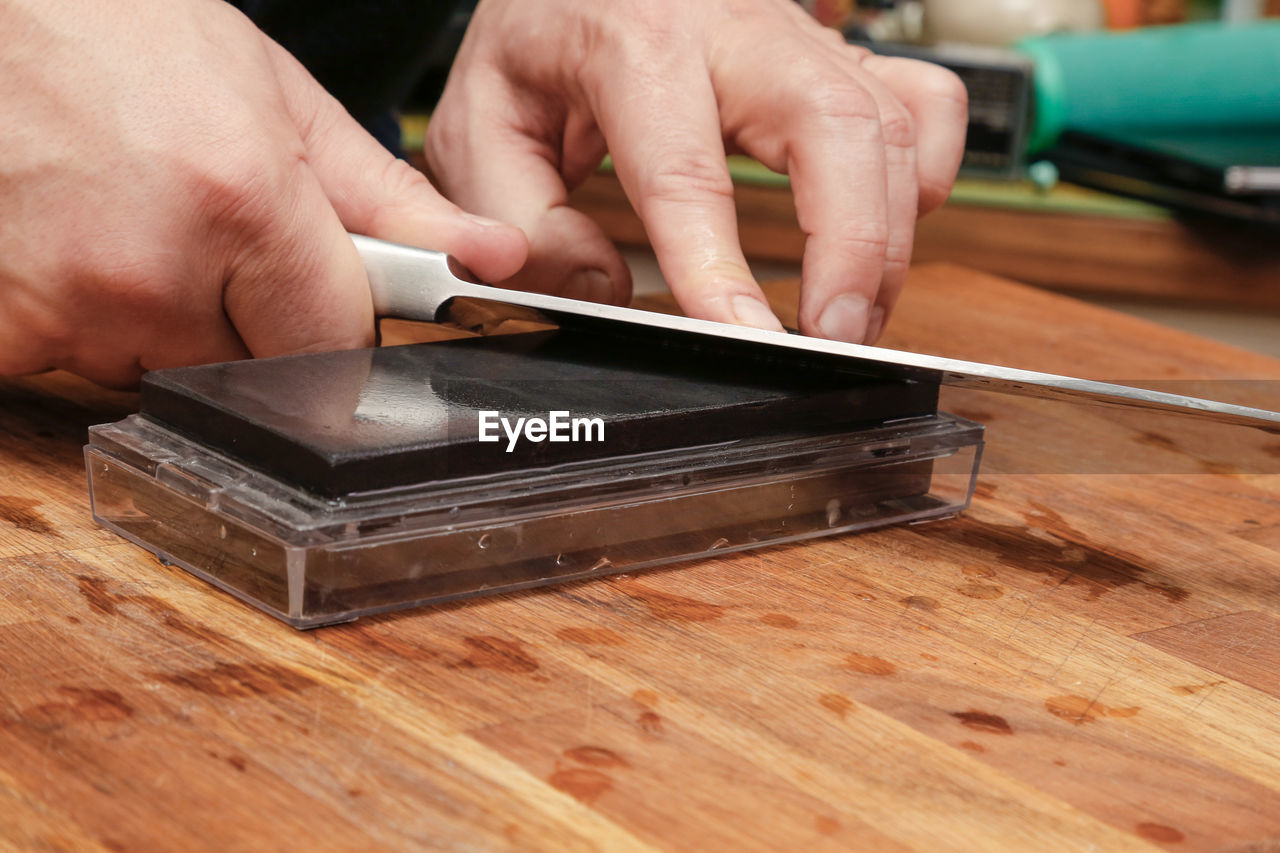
426, 0, 967, 344
0, 0, 528, 387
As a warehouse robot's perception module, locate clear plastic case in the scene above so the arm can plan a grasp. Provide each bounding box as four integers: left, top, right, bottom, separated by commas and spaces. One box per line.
86, 412, 982, 628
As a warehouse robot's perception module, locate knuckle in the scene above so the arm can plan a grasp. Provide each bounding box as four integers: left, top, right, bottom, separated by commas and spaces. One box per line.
63, 238, 170, 316
798, 77, 880, 128
877, 104, 916, 149
829, 224, 891, 258
619, 1, 684, 46
365, 158, 443, 234
816, 25, 852, 51
637, 152, 734, 208
883, 237, 914, 268
92, 259, 167, 308
578, 4, 683, 78
380, 156, 433, 202
244, 220, 323, 288
190, 145, 297, 238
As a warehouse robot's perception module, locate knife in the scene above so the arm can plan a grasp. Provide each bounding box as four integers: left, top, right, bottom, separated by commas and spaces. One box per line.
352, 234, 1280, 432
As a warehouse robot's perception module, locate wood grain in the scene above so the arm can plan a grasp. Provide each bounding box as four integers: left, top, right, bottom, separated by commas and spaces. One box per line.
1133, 611, 1280, 700
2, 264, 1279, 851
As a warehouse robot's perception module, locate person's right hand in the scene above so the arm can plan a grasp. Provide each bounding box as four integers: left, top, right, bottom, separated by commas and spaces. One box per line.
0, 0, 528, 388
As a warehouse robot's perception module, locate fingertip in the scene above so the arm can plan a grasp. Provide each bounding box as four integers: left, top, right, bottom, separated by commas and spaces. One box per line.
606, 260, 633, 306
584, 248, 633, 307
730, 294, 785, 332
815, 293, 872, 344
451, 216, 530, 283
865, 304, 887, 345
673, 274, 784, 332
609, 267, 629, 307
562, 268, 614, 304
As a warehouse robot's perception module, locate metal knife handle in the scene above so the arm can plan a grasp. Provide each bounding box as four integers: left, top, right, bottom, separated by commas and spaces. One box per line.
351, 233, 488, 322
352, 232, 672, 326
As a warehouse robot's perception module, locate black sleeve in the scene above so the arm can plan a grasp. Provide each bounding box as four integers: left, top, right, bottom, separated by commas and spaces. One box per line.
229, 0, 462, 129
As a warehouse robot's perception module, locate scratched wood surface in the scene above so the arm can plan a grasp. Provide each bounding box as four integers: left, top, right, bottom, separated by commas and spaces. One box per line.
2, 265, 1280, 851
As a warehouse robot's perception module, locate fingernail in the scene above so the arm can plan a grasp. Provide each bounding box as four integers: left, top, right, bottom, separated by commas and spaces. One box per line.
864, 305, 886, 345
562, 268, 614, 304
818, 294, 871, 342
732, 295, 785, 331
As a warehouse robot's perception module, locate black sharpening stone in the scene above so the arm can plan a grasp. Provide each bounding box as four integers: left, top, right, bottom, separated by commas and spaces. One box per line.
139, 327, 939, 498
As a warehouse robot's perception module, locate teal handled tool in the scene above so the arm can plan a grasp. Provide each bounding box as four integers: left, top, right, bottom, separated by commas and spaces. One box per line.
1017, 20, 1280, 153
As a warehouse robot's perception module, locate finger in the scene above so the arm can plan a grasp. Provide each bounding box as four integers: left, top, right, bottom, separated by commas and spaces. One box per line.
831, 58, 921, 342
860, 55, 968, 216
796, 33, 920, 343
136, 307, 252, 371
427, 81, 632, 304
222, 164, 376, 359
791, 100, 890, 345
591, 56, 783, 331
266, 42, 529, 285
720, 50, 891, 343
133, 253, 254, 368
0, 260, 252, 383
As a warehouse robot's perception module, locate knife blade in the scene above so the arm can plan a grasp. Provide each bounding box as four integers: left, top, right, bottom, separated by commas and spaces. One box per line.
352, 234, 1280, 432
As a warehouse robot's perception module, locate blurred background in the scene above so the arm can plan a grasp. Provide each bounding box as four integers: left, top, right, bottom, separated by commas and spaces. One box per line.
402, 0, 1280, 357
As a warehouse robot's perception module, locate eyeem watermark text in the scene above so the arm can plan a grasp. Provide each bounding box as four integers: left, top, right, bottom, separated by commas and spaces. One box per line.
478, 410, 605, 452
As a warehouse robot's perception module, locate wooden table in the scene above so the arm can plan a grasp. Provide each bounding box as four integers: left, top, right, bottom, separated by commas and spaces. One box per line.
3, 265, 1279, 851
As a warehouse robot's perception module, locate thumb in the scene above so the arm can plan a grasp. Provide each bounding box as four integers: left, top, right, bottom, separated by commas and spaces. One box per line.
266, 41, 528, 284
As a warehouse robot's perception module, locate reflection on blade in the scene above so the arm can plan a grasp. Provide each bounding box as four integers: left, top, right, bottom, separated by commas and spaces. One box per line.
354, 234, 1280, 433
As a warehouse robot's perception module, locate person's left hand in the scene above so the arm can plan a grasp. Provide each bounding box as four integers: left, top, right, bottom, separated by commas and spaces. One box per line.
425, 0, 967, 345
